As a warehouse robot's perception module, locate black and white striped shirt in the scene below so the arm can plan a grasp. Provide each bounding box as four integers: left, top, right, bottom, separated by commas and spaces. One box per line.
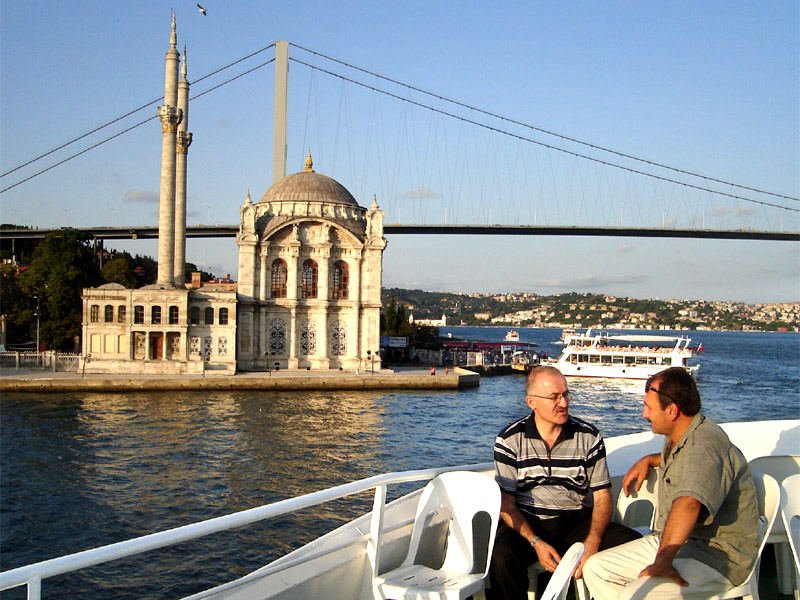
494, 413, 610, 520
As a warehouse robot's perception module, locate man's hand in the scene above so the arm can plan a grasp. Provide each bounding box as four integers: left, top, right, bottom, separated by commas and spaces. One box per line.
532, 538, 562, 572
574, 535, 600, 579
622, 454, 660, 496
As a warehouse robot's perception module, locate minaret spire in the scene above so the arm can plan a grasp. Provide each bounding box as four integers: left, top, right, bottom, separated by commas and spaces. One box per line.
156, 12, 183, 286
174, 44, 192, 285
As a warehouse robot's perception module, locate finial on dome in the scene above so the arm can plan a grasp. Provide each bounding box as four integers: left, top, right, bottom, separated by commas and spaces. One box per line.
303, 151, 314, 172
245, 190, 252, 204
371, 195, 379, 209
170, 12, 177, 49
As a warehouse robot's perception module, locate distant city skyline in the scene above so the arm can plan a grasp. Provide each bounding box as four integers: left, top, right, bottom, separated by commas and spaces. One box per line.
2, 1, 797, 303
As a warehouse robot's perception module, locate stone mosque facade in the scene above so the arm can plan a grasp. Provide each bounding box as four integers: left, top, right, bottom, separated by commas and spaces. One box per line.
81, 18, 385, 375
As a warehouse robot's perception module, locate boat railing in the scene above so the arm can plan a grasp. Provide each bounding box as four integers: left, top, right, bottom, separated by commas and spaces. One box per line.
0, 461, 493, 600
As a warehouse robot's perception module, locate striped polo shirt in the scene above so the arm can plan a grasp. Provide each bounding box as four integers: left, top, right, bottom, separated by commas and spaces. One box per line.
494, 413, 611, 520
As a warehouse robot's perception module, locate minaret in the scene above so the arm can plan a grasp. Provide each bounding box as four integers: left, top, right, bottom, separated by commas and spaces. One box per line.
174, 46, 192, 285
156, 13, 182, 286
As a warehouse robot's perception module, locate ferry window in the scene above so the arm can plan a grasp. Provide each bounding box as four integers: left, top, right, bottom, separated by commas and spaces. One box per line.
219, 308, 228, 325
590, 355, 601, 363
648, 357, 658, 365
204, 307, 214, 325
90, 305, 99, 323
331, 260, 348, 299
612, 355, 624, 364
301, 259, 318, 299
168, 305, 179, 324
104, 305, 114, 322
190, 306, 200, 325
134, 305, 144, 324
578, 354, 588, 363
117, 306, 126, 323
624, 355, 635, 365
271, 259, 287, 298
636, 356, 647, 365
151, 306, 162, 324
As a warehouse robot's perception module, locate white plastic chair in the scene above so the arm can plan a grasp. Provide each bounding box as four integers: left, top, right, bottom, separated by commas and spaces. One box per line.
614, 467, 660, 535
372, 471, 501, 600
780, 473, 800, 600
537, 542, 585, 600
706, 471, 780, 600
748, 455, 800, 594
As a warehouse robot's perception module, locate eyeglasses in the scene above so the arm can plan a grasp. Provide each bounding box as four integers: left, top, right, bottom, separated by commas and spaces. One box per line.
527, 391, 570, 403
644, 383, 676, 405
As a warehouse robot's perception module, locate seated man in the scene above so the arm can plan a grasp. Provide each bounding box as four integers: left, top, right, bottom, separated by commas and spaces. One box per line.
582, 367, 759, 599
487, 366, 640, 600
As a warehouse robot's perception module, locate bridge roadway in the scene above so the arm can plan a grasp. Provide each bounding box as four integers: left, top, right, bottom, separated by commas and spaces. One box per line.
1, 224, 798, 242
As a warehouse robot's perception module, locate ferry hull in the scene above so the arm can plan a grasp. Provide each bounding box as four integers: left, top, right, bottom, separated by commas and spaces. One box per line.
544, 362, 700, 380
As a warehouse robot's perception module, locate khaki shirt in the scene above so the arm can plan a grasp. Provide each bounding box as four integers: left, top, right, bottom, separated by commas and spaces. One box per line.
654, 413, 759, 585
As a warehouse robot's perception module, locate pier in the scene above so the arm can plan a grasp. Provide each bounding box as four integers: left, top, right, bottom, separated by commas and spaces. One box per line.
0, 366, 479, 393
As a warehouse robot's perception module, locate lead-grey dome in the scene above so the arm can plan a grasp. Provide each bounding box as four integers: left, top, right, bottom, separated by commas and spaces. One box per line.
258, 153, 359, 207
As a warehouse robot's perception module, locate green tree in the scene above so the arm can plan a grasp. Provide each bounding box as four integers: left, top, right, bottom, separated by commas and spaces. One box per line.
20, 229, 102, 350
0, 264, 33, 345
102, 256, 136, 288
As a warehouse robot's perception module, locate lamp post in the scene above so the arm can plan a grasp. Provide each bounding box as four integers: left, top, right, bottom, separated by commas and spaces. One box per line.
33, 295, 40, 365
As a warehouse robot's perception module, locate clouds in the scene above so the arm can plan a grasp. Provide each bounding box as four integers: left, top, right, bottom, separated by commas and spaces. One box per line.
400, 186, 441, 200
124, 189, 158, 204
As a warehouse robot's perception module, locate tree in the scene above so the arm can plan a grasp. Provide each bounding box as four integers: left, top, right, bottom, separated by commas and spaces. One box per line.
0, 264, 33, 345
102, 256, 136, 288
20, 229, 102, 350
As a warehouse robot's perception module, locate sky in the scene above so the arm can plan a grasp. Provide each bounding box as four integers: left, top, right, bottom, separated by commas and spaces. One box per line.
1, 0, 798, 303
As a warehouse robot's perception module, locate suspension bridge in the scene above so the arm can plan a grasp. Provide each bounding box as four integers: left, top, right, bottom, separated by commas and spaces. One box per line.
2, 41, 798, 247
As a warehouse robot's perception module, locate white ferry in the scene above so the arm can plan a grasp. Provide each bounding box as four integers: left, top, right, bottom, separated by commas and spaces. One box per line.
543, 328, 701, 380
504, 329, 520, 342
1, 419, 796, 599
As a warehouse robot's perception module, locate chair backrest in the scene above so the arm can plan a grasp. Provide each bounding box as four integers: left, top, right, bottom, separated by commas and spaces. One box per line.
402, 471, 501, 576
780, 473, 800, 571
745, 472, 781, 582
539, 542, 585, 600
614, 467, 659, 533
748, 455, 799, 537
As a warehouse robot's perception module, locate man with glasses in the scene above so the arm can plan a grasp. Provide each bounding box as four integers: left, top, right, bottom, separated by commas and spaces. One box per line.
582, 367, 759, 599
487, 366, 640, 600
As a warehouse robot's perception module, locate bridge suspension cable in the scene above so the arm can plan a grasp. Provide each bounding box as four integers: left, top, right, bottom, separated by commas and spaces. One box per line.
0, 44, 276, 189
289, 42, 799, 206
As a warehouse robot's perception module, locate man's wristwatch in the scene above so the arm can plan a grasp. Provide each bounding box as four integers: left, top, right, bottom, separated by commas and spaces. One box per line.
530, 535, 540, 548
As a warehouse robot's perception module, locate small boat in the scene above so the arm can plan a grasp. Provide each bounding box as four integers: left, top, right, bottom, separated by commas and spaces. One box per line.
504, 329, 520, 341
2, 420, 794, 599
543, 328, 700, 380
555, 327, 577, 344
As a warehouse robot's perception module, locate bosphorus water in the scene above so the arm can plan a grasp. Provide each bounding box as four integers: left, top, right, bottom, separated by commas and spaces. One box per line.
1, 328, 798, 599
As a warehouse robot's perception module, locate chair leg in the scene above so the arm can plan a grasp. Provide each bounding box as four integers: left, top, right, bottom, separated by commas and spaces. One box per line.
574, 578, 590, 600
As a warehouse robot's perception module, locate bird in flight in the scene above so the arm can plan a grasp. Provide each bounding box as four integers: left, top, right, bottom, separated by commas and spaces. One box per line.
197, 4, 207, 15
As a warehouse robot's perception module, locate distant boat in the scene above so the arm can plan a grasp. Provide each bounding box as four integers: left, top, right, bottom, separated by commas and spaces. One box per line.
542, 328, 700, 380
504, 329, 520, 342
555, 327, 577, 344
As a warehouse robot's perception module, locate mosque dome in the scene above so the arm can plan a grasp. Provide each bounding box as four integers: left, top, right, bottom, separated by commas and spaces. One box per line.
259, 153, 359, 207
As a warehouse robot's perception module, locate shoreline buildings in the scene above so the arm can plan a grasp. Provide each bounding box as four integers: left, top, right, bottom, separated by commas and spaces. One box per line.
81, 19, 386, 374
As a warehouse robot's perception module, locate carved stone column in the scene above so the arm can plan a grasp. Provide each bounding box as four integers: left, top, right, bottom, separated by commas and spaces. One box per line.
288, 305, 299, 369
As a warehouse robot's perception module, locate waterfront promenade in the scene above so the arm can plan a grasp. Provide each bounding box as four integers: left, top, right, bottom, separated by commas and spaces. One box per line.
0, 365, 479, 393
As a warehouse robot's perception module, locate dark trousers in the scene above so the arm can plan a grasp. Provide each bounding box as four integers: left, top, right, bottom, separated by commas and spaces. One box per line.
486, 508, 641, 600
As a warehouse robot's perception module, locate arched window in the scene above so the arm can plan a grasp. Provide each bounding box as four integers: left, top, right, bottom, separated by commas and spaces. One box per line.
301, 259, 318, 298
168, 306, 179, 324
332, 260, 349, 299
134, 305, 144, 324
90, 305, 99, 323
104, 305, 114, 322
190, 306, 200, 324
151, 306, 161, 324
204, 307, 214, 325
219, 307, 229, 325
117, 306, 126, 323
271, 259, 287, 298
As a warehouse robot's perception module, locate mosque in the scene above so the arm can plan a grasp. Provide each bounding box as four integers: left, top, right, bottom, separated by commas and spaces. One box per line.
81, 17, 386, 374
